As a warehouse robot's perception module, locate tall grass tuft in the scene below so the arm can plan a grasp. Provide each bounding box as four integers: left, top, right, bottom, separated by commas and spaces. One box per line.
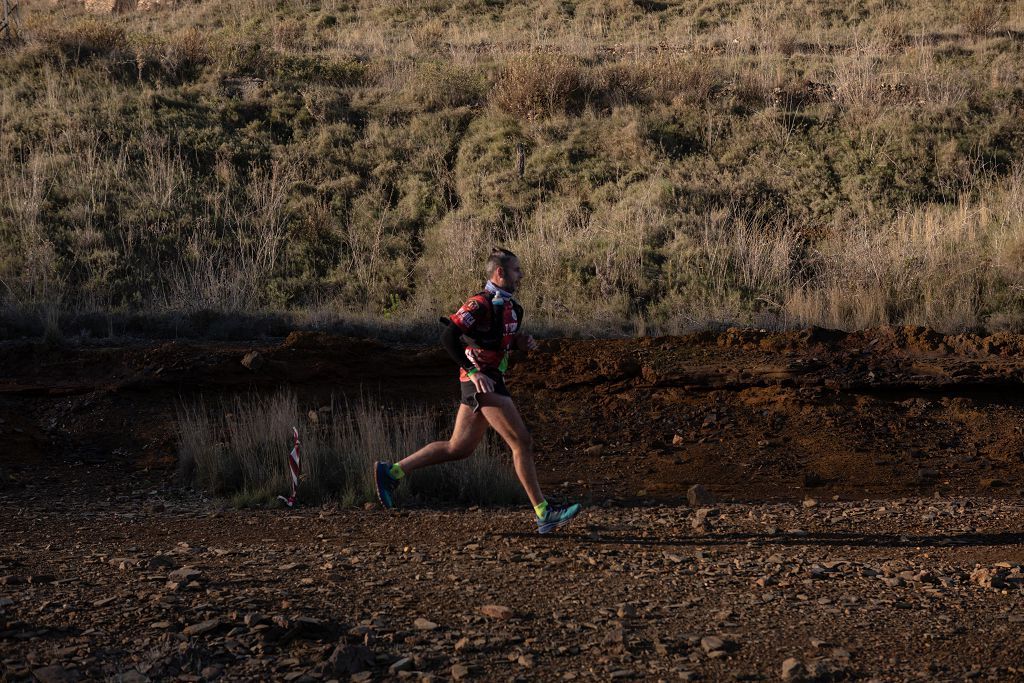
176, 393, 524, 508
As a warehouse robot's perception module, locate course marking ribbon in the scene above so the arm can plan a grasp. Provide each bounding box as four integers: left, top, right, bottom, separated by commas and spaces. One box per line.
277, 426, 300, 507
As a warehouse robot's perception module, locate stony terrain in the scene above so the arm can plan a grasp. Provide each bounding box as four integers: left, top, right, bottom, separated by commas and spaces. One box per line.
3, 327, 1024, 681
3, 470, 1024, 682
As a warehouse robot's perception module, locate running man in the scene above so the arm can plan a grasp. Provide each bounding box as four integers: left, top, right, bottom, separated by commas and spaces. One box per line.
373, 248, 582, 533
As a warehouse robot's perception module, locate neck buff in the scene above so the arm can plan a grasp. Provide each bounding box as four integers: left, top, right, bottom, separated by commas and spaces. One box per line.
485, 280, 514, 302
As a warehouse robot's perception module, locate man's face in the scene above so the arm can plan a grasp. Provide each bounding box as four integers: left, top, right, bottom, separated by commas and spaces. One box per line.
496, 258, 523, 293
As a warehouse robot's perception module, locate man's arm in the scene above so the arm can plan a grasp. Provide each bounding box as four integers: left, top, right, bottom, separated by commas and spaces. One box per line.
439, 322, 496, 394
440, 322, 474, 371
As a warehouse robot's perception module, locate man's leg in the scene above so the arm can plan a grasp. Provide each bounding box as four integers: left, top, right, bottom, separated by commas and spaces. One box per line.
396, 403, 489, 473
478, 394, 545, 507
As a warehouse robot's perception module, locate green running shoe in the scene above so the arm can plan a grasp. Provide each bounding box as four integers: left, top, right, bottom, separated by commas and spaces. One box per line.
374, 461, 399, 509
536, 502, 582, 534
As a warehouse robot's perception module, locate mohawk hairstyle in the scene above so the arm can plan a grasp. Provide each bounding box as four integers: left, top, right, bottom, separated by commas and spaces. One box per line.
485, 247, 517, 278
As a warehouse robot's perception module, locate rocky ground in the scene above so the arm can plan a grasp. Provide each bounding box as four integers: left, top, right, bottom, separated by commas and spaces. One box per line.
3, 326, 1024, 681
2, 470, 1024, 682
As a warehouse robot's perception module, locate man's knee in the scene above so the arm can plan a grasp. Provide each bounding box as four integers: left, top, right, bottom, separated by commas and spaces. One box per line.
446, 441, 475, 460
510, 434, 534, 457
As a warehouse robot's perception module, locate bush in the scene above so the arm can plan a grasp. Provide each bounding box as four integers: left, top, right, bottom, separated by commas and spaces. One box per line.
34, 19, 129, 65
958, 0, 1006, 37
130, 28, 210, 84
411, 62, 487, 110
491, 54, 588, 119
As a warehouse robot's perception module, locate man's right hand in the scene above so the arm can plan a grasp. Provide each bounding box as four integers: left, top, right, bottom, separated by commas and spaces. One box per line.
470, 372, 495, 394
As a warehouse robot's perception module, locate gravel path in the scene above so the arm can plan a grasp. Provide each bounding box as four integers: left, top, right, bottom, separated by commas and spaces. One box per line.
3, 474, 1024, 682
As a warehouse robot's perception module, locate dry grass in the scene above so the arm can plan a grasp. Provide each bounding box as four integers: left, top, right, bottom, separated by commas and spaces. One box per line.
176, 392, 524, 507
3, 0, 1024, 337
784, 170, 1024, 332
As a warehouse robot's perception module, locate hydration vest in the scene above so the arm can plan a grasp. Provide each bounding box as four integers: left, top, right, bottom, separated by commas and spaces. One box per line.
441, 290, 523, 351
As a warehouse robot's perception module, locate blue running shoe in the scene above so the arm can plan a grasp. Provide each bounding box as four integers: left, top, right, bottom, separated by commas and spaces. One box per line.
374, 461, 399, 509
536, 502, 582, 534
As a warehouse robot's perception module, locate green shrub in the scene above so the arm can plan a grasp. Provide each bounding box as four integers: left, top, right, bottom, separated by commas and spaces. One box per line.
452, 113, 537, 218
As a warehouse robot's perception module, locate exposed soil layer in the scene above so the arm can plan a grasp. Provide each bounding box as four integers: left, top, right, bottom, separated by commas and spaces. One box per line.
3, 325, 1024, 501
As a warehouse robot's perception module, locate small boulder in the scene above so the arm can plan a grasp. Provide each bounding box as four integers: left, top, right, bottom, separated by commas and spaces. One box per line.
326, 642, 374, 675
241, 351, 265, 371
168, 567, 201, 583
781, 657, 804, 681
413, 617, 438, 631
183, 619, 221, 637
388, 657, 413, 673
31, 665, 78, 683
700, 635, 725, 653
691, 507, 719, 533
479, 605, 513, 620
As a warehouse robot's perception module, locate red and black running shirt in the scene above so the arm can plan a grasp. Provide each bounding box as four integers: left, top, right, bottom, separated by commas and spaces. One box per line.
448, 291, 522, 381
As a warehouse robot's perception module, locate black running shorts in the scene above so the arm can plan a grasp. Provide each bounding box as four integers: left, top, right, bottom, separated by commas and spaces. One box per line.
460, 371, 510, 412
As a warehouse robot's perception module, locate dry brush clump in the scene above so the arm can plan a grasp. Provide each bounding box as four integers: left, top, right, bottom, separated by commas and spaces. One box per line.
177, 392, 524, 507
3, 0, 1024, 337
784, 170, 1024, 332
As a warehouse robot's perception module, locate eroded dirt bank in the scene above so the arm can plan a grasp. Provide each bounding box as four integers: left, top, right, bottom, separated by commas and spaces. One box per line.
2, 325, 1024, 501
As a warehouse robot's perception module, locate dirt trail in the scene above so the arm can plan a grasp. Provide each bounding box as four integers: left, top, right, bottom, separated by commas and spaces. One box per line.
2, 473, 1024, 681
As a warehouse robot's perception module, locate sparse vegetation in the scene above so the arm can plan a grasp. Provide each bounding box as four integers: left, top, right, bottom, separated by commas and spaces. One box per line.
176, 392, 523, 507
2, 0, 1024, 336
